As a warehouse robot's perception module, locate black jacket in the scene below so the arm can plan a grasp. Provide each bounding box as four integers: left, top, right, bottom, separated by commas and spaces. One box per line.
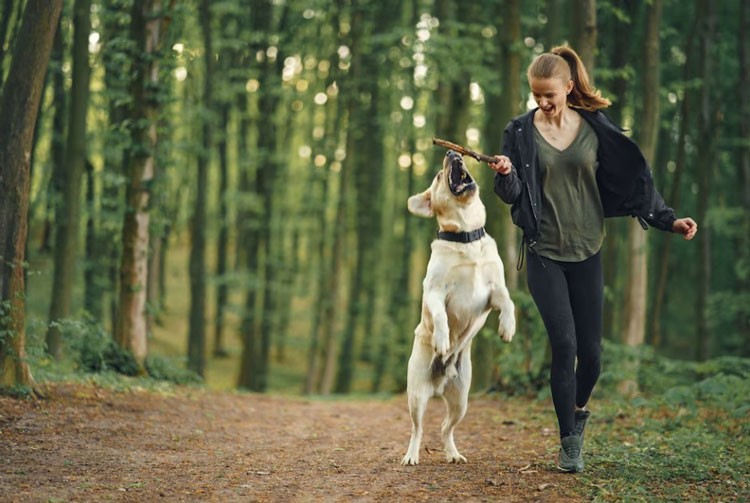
494, 108, 676, 247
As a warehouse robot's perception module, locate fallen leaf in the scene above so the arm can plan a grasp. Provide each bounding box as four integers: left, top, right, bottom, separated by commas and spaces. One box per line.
538, 483, 556, 491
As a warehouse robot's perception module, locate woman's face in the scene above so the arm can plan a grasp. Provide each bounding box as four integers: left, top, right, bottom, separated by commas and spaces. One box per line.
529, 77, 573, 119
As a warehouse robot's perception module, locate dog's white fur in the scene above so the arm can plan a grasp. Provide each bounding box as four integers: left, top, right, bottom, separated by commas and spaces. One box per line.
401, 152, 515, 466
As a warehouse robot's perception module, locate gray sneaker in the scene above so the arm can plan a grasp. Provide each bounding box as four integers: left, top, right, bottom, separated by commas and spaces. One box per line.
557, 434, 584, 473
574, 409, 590, 447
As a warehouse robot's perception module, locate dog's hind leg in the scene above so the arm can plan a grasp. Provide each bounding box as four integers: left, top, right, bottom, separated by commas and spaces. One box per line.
402, 390, 428, 465
441, 350, 472, 463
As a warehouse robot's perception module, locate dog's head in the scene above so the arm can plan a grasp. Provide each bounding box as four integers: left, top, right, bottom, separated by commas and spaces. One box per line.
407, 150, 486, 232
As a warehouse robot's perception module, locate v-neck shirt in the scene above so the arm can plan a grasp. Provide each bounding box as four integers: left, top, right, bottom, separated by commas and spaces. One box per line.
533, 118, 604, 262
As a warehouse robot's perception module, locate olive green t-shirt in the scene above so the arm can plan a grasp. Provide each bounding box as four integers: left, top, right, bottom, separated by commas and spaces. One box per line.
533, 119, 604, 262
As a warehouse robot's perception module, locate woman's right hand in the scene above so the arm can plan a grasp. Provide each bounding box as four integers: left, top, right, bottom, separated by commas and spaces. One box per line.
488, 155, 513, 175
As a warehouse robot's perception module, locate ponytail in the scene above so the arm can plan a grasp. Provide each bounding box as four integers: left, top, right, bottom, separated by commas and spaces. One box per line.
528, 45, 611, 111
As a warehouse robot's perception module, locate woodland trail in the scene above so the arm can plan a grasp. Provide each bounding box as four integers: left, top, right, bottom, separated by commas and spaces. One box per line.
1, 383, 586, 502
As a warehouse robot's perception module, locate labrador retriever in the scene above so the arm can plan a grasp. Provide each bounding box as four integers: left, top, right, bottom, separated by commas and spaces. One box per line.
401, 150, 516, 466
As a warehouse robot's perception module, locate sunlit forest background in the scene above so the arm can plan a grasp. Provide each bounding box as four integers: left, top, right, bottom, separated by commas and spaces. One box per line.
1, 0, 749, 396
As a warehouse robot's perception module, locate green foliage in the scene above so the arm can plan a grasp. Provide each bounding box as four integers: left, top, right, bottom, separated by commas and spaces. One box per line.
62, 316, 139, 376
145, 355, 202, 386
580, 351, 750, 501
490, 291, 549, 396
0, 385, 36, 399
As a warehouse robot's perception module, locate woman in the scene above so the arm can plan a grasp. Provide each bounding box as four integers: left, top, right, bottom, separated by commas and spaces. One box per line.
489, 45, 697, 473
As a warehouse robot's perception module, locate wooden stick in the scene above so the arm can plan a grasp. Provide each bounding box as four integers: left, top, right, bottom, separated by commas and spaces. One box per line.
432, 138, 499, 164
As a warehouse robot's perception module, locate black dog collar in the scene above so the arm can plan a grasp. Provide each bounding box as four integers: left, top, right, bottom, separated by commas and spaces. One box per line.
437, 227, 486, 243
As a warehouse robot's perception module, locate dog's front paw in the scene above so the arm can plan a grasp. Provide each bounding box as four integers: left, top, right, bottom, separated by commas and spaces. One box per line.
432, 330, 450, 357
498, 310, 516, 343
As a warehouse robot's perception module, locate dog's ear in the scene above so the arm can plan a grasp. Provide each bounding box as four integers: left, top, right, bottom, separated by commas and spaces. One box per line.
407, 189, 433, 218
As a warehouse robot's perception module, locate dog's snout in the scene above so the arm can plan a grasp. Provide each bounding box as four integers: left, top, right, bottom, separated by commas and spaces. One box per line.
446, 150, 461, 161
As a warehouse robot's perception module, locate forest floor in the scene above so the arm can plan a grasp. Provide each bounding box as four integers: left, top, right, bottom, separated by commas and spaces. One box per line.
1, 382, 589, 502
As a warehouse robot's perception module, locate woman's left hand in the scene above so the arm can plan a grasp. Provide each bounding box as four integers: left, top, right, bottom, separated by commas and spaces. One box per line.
673, 217, 698, 240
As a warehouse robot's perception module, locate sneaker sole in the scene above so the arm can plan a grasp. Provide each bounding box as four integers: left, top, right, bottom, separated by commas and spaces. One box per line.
557, 464, 584, 473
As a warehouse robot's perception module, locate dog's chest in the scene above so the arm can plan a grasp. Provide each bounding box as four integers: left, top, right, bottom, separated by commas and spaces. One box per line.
444, 260, 495, 312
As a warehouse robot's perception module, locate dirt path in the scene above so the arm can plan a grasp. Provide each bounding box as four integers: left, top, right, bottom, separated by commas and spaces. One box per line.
1, 383, 586, 502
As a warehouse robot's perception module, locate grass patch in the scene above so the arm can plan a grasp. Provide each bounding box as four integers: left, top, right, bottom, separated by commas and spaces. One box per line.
579, 350, 750, 501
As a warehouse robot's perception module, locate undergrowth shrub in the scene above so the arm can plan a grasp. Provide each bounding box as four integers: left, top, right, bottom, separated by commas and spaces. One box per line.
65, 316, 140, 376
146, 355, 202, 385
584, 343, 750, 501
490, 291, 549, 395
50, 314, 202, 385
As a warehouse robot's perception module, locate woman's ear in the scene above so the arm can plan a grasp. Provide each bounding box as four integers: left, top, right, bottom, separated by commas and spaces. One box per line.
407, 189, 433, 218
566, 79, 574, 95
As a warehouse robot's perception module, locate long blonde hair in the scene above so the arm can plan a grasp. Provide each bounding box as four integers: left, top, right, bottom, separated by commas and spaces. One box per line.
527, 45, 611, 111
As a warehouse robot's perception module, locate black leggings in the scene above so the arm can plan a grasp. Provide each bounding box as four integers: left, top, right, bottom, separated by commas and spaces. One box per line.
526, 251, 603, 438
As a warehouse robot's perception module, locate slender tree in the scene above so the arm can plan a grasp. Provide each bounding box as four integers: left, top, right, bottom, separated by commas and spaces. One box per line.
0, 0, 63, 390
237, 0, 289, 392
475, 0, 523, 392
115, 0, 174, 369
188, 0, 213, 377
375, 0, 421, 393
316, 0, 359, 395
303, 4, 344, 394
212, 5, 238, 357
46, 0, 92, 359
600, 0, 636, 341
649, 9, 699, 348
694, 0, 717, 361
622, 0, 662, 360
335, 0, 399, 394
39, 19, 66, 255
99, 0, 134, 333
739, 0, 750, 355
619, 0, 662, 393
572, 0, 597, 71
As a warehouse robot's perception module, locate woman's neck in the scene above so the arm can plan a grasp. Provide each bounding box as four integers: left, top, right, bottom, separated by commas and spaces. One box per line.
536, 105, 575, 129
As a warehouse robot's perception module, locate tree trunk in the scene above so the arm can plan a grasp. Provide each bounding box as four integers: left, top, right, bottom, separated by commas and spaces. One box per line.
100, 0, 132, 335
739, 0, 750, 356
84, 160, 104, 320
303, 27, 342, 393
237, 0, 287, 392
694, 0, 716, 361
474, 0, 522, 392
376, 0, 420, 394
46, 0, 92, 359
0, 0, 63, 390
601, 0, 636, 341
335, 3, 393, 394
572, 0, 597, 71
188, 0, 213, 378
213, 102, 231, 358
115, 0, 173, 370
620, 0, 661, 394
497, 0, 522, 292
39, 19, 66, 255
649, 13, 698, 347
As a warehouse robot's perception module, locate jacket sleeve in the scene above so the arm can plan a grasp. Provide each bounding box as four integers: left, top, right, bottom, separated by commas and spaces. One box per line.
493, 123, 523, 205
639, 170, 676, 232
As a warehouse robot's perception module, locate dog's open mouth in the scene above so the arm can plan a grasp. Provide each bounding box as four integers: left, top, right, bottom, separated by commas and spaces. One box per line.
448, 157, 476, 196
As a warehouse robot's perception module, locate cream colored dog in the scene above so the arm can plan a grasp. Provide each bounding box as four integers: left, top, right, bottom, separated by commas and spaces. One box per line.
401, 150, 515, 466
